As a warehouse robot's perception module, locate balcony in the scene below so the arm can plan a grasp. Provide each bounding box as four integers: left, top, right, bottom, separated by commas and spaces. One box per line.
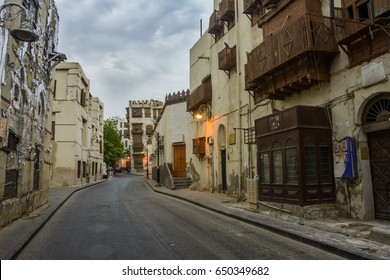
334, 0, 390, 44
331, 0, 390, 66
243, 0, 260, 14
219, 0, 235, 22
131, 128, 143, 134
261, 0, 280, 8
187, 76, 212, 112
132, 143, 144, 153
208, 10, 223, 34
218, 45, 236, 71
245, 14, 338, 101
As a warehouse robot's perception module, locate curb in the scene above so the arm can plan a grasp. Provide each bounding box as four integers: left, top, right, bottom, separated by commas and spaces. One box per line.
144, 179, 372, 260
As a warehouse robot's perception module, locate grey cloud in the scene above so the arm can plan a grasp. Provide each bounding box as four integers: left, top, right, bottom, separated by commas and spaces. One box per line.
56, 0, 211, 117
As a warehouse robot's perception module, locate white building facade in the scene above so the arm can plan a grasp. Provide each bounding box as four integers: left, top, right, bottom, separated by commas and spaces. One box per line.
153, 91, 192, 187
52, 62, 104, 187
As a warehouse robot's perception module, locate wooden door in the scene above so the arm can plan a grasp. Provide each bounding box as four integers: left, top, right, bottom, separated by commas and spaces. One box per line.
368, 130, 390, 220
173, 145, 186, 178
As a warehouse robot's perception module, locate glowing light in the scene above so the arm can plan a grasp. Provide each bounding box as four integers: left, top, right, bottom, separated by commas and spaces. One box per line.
195, 112, 204, 120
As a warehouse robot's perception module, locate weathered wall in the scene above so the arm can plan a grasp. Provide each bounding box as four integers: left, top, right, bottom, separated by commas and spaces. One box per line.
0, 0, 60, 227
188, 0, 390, 221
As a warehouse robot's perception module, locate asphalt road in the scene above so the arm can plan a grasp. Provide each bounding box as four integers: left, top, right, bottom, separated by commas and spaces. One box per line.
16, 175, 344, 260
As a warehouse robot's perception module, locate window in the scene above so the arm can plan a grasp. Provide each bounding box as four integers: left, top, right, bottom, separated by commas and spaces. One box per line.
144, 108, 151, 118
7, 131, 19, 151
51, 121, 55, 140
77, 161, 81, 178
271, 143, 283, 184
132, 108, 142, 118
80, 89, 86, 107
82, 118, 87, 147
259, 145, 270, 183
346, 5, 354, 19
357, 1, 369, 21
285, 139, 298, 184
345, 1, 370, 21
320, 144, 332, 183
53, 80, 57, 99
4, 169, 18, 199
83, 161, 86, 178
193, 137, 206, 155
304, 142, 317, 184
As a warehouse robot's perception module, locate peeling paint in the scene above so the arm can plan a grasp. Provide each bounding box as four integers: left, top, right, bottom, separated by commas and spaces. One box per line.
188, 158, 200, 182
0, 0, 61, 228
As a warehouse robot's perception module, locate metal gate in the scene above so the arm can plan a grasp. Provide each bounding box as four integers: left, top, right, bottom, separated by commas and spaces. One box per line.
368, 130, 390, 220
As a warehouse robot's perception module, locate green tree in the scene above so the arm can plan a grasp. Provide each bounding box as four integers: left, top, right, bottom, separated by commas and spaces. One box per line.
103, 118, 124, 167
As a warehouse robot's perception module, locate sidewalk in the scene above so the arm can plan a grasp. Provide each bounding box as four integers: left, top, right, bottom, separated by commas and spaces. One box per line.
0, 181, 105, 260
1, 176, 390, 260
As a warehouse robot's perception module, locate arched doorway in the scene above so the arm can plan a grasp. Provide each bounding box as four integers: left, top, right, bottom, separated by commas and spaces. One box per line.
362, 93, 390, 220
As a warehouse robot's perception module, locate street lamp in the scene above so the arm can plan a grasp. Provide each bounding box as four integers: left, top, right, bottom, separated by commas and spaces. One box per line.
0, 2, 39, 42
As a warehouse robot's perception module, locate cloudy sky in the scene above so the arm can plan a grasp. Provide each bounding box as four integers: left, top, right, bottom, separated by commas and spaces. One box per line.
55, 0, 213, 119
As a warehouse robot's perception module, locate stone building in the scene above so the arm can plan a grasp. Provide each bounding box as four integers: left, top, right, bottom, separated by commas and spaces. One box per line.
126, 99, 163, 174
0, 0, 64, 227
51, 62, 104, 187
188, 0, 390, 221
153, 90, 193, 188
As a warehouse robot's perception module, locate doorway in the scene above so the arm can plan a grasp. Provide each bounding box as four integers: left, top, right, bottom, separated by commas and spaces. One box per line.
363, 93, 390, 220
173, 144, 186, 178
368, 130, 390, 220
221, 149, 227, 192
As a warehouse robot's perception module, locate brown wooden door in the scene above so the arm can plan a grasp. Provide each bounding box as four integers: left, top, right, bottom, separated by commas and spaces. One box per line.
173, 145, 186, 178
368, 130, 390, 220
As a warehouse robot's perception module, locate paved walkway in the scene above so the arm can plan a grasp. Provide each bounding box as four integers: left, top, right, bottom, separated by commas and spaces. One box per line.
1, 176, 390, 260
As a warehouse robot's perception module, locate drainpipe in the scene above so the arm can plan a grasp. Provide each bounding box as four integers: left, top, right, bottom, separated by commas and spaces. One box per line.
236, 0, 242, 201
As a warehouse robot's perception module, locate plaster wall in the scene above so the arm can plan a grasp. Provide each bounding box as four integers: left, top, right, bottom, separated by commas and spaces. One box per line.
0, 0, 59, 227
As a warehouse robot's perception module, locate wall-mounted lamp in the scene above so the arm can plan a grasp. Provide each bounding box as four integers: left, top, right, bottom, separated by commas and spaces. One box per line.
193, 104, 211, 121
0, 2, 39, 42
195, 111, 204, 120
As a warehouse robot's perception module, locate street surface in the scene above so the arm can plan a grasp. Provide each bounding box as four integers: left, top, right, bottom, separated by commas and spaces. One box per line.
16, 175, 344, 260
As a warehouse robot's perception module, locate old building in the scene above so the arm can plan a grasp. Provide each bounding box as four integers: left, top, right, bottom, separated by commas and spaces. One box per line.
188, 0, 260, 197
111, 116, 131, 171
0, 0, 64, 227
126, 99, 163, 175
153, 90, 192, 189
189, 0, 390, 221
51, 62, 104, 187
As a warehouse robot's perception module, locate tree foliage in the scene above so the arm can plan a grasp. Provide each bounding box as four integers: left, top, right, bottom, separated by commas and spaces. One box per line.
103, 118, 124, 167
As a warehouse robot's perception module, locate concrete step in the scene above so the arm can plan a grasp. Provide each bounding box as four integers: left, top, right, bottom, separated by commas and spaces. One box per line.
173, 177, 192, 189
